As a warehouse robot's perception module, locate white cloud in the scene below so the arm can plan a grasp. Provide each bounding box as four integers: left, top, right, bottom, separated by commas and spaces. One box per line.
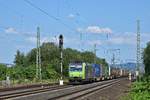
5, 27, 18, 34
87, 40, 102, 46
77, 28, 83, 33
77, 26, 112, 34
67, 14, 75, 19
106, 32, 136, 45
86, 26, 112, 34
4, 27, 58, 45
5, 27, 35, 37
26, 37, 37, 44
64, 37, 80, 45
105, 31, 150, 45
26, 36, 57, 44
64, 36, 103, 48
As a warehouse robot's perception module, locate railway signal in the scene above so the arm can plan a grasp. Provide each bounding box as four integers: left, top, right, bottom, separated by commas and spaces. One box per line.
59, 34, 64, 85
59, 34, 63, 49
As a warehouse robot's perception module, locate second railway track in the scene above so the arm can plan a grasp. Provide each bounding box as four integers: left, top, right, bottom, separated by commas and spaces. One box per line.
0, 84, 72, 100
50, 79, 120, 100
0, 78, 123, 100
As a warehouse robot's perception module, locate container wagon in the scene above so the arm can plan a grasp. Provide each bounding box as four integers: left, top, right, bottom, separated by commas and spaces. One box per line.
92, 64, 102, 81
110, 67, 120, 79
101, 65, 109, 80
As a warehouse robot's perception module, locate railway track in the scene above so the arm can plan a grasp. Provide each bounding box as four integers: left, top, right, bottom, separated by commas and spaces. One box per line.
50, 79, 120, 100
0, 84, 72, 100
0, 78, 123, 100
0, 82, 68, 92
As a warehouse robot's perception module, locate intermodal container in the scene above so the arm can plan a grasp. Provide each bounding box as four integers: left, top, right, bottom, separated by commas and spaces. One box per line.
92, 64, 101, 78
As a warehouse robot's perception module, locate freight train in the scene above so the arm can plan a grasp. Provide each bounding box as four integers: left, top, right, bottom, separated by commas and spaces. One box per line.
68, 61, 128, 84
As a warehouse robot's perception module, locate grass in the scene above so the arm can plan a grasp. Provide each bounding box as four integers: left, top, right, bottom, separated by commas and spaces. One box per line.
122, 76, 150, 100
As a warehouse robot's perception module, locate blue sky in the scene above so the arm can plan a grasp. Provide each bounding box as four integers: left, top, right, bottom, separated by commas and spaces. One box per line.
0, 0, 150, 64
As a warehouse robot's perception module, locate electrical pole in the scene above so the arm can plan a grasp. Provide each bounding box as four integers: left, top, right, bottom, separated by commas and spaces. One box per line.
80, 32, 85, 52
80, 33, 82, 51
36, 27, 42, 81
112, 53, 115, 68
39, 27, 42, 81
136, 20, 141, 79
94, 44, 97, 63
107, 49, 120, 67
36, 27, 39, 80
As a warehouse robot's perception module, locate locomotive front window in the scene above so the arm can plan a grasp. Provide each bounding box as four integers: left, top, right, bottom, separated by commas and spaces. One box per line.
69, 65, 82, 71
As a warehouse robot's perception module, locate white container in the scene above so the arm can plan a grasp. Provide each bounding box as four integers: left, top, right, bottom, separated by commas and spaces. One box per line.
59, 80, 64, 85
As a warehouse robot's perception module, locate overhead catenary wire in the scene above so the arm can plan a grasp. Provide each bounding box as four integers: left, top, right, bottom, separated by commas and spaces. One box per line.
23, 0, 90, 40
23, 0, 76, 33
64, 0, 111, 52
1, 0, 109, 52
64, 0, 89, 25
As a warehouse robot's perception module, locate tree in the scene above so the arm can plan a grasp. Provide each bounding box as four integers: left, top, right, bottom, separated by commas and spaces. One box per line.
81, 51, 95, 63
14, 50, 26, 66
0, 64, 6, 80
12, 42, 108, 80
143, 42, 150, 75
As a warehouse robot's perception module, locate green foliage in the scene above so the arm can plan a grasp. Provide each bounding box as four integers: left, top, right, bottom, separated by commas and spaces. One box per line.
8, 66, 25, 80
129, 82, 150, 100
26, 48, 36, 65
14, 50, 26, 66
81, 51, 95, 63
122, 76, 150, 100
143, 42, 150, 75
23, 65, 36, 80
26, 42, 108, 76
0, 64, 6, 80
42, 64, 60, 79
7, 42, 108, 81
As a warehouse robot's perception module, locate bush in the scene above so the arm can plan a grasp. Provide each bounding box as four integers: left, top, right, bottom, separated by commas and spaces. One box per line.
123, 77, 150, 100
0, 64, 6, 81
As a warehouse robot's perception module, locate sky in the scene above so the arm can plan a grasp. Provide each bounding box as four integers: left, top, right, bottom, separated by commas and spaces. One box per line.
0, 0, 150, 64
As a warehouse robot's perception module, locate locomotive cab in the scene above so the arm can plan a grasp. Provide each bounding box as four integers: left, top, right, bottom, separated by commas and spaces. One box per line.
68, 62, 85, 83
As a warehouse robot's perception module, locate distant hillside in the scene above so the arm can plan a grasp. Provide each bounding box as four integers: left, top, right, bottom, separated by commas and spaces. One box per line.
112, 62, 145, 73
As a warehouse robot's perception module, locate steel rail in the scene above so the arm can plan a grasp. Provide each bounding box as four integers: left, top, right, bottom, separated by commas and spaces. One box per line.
0, 85, 72, 99
49, 79, 120, 100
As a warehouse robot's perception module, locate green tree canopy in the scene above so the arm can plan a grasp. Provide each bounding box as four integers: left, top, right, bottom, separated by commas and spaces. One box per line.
12, 42, 108, 80
14, 50, 26, 66
0, 64, 6, 80
143, 42, 150, 75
